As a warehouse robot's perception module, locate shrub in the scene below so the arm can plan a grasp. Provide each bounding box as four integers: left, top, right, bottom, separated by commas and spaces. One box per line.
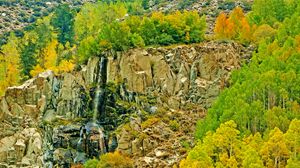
169, 120, 180, 131
141, 117, 160, 129
97, 151, 133, 168
84, 159, 99, 168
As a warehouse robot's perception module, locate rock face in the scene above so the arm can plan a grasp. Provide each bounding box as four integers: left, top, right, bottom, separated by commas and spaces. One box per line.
0, 42, 250, 167
0, 128, 43, 167
108, 42, 243, 109
0, 69, 89, 167
115, 110, 204, 168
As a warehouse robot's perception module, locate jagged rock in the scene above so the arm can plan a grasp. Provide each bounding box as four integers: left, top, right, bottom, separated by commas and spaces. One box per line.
0, 42, 251, 167
60, 73, 76, 101
129, 117, 142, 131
0, 128, 42, 166
43, 110, 56, 123
167, 96, 180, 110
38, 95, 47, 113
0, 98, 10, 122
14, 139, 26, 161
154, 149, 169, 158
107, 42, 243, 109
131, 139, 143, 156
21, 157, 31, 166
84, 57, 100, 85
0, 136, 17, 162
117, 129, 133, 154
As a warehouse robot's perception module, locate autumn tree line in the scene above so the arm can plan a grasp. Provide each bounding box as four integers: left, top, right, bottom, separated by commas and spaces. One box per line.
182, 0, 300, 167
181, 120, 300, 168
0, 1, 206, 95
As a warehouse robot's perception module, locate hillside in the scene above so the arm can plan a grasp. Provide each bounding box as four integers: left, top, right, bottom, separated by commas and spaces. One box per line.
0, 42, 251, 167
0, 0, 252, 45
0, 0, 299, 168
0, 0, 95, 35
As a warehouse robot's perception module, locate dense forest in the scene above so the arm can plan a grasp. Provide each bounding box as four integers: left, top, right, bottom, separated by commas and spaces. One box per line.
0, 0, 299, 167
181, 0, 300, 167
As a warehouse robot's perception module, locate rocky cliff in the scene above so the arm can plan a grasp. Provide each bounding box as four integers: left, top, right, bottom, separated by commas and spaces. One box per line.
0, 42, 251, 167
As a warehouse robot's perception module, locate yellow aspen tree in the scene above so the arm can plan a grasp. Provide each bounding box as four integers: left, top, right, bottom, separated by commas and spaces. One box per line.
30, 65, 44, 77
284, 119, 300, 159
56, 60, 75, 73
0, 34, 21, 94
44, 40, 59, 69
212, 121, 242, 167
229, 6, 244, 30
30, 40, 58, 76
261, 127, 289, 167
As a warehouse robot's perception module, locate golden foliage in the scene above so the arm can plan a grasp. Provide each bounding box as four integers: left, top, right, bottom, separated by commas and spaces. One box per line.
253, 24, 277, 43
214, 7, 256, 43
181, 120, 300, 168
97, 151, 133, 168
71, 164, 83, 168
0, 34, 21, 95
30, 39, 74, 76
44, 40, 59, 69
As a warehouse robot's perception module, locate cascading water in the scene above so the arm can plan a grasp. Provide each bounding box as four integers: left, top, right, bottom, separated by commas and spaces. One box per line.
93, 56, 108, 122
93, 88, 101, 121
76, 56, 109, 163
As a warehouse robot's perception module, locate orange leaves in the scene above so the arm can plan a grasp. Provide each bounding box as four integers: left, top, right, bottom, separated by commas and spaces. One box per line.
214, 11, 237, 40
214, 12, 228, 39
295, 35, 300, 52
214, 7, 255, 43
240, 17, 253, 43
231, 6, 244, 18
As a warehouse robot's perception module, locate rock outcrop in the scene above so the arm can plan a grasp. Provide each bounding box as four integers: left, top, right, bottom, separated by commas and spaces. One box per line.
116, 110, 205, 168
0, 42, 251, 167
108, 42, 243, 109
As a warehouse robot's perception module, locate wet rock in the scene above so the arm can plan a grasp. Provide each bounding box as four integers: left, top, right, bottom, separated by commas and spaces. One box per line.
74, 152, 87, 164
84, 57, 100, 86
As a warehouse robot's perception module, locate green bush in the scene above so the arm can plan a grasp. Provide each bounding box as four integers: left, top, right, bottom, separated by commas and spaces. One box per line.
84, 159, 99, 168
84, 151, 133, 168
169, 120, 180, 131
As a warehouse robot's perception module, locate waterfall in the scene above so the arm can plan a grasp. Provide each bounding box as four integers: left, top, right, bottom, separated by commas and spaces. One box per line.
98, 127, 107, 153
76, 122, 107, 159
76, 56, 109, 160
92, 88, 101, 121
92, 56, 108, 122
